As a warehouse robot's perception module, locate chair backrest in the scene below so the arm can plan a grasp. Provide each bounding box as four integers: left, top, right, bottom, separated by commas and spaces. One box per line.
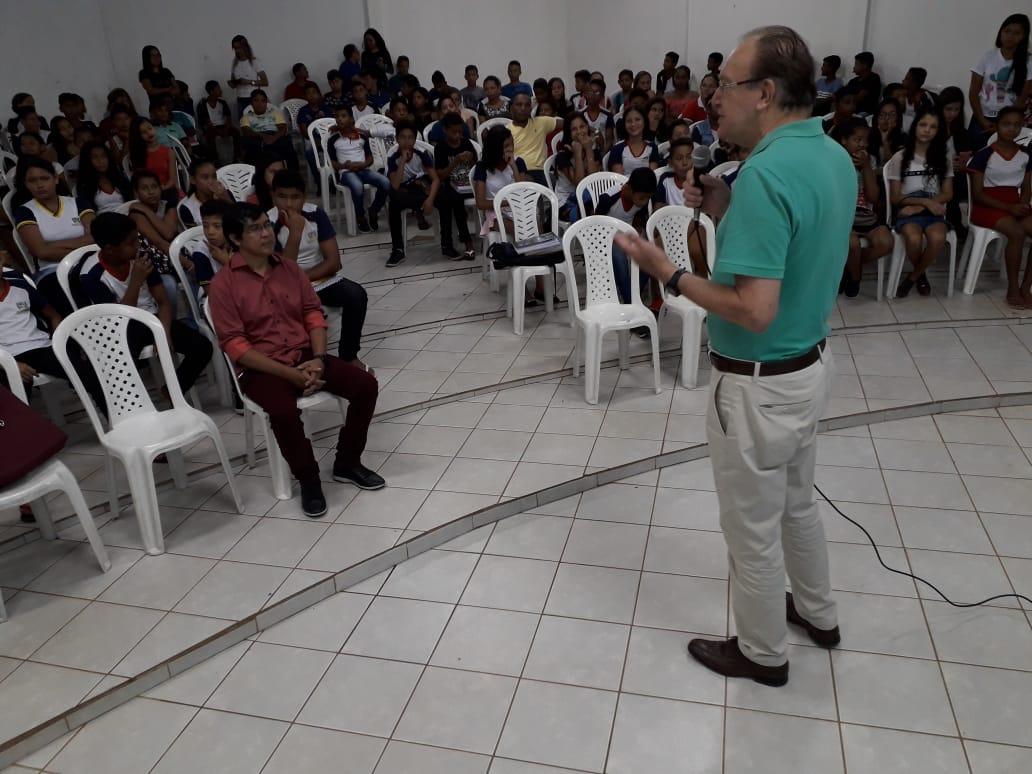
309, 117, 337, 170
168, 226, 205, 324
652, 165, 671, 180
575, 171, 627, 219
550, 132, 563, 156
709, 140, 721, 157
385, 139, 435, 158
421, 120, 439, 143
356, 113, 394, 134
216, 163, 257, 201
561, 215, 639, 313
601, 150, 611, 170
645, 206, 716, 303
1, 189, 34, 270
494, 182, 559, 244
202, 296, 253, 410
56, 244, 99, 312
478, 117, 513, 144
468, 166, 485, 231
172, 111, 196, 131
0, 347, 28, 403
656, 140, 670, 159
542, 154, 558, 192
280, 99, 307, 132
986, 127, 1032, 147
52, 304, 186, 434
688, 120, 706, 134
167, 136, 191, 191
882, 163, 895, 227
709, 160, 740, 178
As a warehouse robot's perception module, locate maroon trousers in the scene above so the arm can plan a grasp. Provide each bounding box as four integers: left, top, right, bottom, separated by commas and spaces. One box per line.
241, 351, 378, 484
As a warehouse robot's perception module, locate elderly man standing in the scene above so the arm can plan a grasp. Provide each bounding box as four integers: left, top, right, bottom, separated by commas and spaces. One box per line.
616, 26, 855, 686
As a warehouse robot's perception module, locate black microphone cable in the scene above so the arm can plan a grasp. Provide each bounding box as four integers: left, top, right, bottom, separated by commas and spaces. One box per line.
813, 483, 1032, 608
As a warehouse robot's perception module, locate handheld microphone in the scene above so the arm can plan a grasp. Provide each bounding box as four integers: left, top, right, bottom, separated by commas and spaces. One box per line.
690, 144, 712, 222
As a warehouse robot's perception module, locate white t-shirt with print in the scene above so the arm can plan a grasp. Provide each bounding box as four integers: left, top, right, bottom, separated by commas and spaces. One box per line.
885, 149, 955, 197
231, 57, 265, 100
972, 49, 1032, 119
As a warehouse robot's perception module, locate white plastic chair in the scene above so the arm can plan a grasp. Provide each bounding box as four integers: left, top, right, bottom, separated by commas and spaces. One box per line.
709, 160, 740, 178
478, 117, 512, 144
280, 99, 306, 132
202, 298, 348, 500
1, 189, 34, 271
550, 133, 563, 156
52, 304, 242, 554
317, 118, 389, 235
216, 163, 256, 201
494, 182, 565, 335
562, 216, 662, 404
883, 164, 957, 299
308, 117, 338, 221
652, 165, 671, 180
420, 120, 439, 143
656, 140, 670, 160
986, 128, 1032, 147
646, 206, 715, 387
575, 171, 627, 220
167, 136, 192, 192
542, 155, 559, 193
959, 171, 1010, 294
55, 244, 99, 313
0, 351, 111, 621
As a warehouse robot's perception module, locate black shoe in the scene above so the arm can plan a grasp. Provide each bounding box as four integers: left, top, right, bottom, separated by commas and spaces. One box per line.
687, 636, 789, 686
844, 275, 861, 298
386, 248, 406, 267
915, 273, 931, 296
300, 479, 328, 518
368, 212, 380, 231
417, 214, 431, 230
441, 244, 461, 259
786, 593, 841, 648
896, 276, 914, 299
632, 326, 651, 339
357, 218, 371, 234
333, 463, 386, 490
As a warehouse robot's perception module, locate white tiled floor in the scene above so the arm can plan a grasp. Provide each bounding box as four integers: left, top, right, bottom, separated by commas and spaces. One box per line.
12, 405, 1032, 772
3, 245, 1032, 767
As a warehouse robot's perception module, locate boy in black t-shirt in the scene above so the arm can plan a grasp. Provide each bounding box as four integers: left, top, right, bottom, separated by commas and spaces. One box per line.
432, 113, 477, 261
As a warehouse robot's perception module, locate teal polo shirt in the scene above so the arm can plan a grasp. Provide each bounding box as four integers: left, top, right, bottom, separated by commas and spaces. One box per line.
708, 117, 855, 362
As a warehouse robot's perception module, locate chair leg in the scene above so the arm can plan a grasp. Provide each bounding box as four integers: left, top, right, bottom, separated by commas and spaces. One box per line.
166, 449, 188, 489
681, 314, 703, 389
617, 330, 629, 369
243, 409, 256, 467
122, 454, 164, 555
32, 497, 56, 540
585, 328, 602, 405
55, 463, 110, 571
648, 318, 662, 395
572, 328, 582, 379
203, 418, 244, 513
946, 237, 957, 298
512, 273, 524, 335
962, 231, 991, 295
104, 453, 120, 517
263, 416, 292, 500
544, 273, 555, 314
887, 238, 906, 299
876, 256, 884, 302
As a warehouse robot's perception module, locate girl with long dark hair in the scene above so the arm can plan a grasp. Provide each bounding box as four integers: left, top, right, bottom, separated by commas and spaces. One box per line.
361, 28, 393, 87
229, 34, 268, 117
75, 141, 132, 214
969, 13, 1030, 146
139, 46, 175, 98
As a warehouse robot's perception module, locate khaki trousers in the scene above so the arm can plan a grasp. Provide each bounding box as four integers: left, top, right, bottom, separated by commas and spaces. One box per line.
706, 345, 837, 667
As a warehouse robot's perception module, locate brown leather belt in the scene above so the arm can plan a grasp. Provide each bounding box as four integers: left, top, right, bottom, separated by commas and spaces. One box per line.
709, 339, 826, 377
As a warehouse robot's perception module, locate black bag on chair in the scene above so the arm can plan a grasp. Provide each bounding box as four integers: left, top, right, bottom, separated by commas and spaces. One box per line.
489, 240, 564, 270
0, 385, 68, 487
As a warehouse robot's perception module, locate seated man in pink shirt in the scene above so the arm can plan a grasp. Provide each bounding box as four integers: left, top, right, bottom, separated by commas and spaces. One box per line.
207, 203, 384, 517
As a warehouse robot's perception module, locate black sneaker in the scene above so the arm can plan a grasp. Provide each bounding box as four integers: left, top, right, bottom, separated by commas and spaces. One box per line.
896, 276, 914, 299
368, 212, 380, 231
441, 244, 461, 259
915, 273, 931, 296
357, 218, 371, 234
300, 479, 328, 518
333, 463, 387, 490
844, 275, 861, 298
386, 248, 406, 267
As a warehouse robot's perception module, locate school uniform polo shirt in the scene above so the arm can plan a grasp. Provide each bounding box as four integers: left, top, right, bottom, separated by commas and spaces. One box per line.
267, 204, 337, 271
14, 197, 92, 274
80, 254, 163, 315
0, 277, 51, 356
708, 117, 855, 361
329, 133, 371, 166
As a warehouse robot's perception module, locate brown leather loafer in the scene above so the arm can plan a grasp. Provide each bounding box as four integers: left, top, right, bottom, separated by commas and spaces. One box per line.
687, 637, 789, 686
786, 593, 841, 648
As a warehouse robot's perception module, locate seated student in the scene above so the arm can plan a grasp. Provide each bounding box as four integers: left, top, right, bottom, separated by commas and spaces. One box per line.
284, 62, 318, 101
533, 99, 564, 153
148, 96, 187, 147
814, 55, 844, 113
99, 89, 138, 138
410, 88, 434, 130
84, 212, 211, 393
532, 78, 549, 108
581, 79, 615, 150
644, 96, 669, 143
967, 106, 1032, 306
831, 118, 895, 297
322, 70, 349, 114
127, 169, 179, 273
554, 113, 603, 221
297, 83, 331, 191
209, 203, 384, 515
478, 76, 511, 119
267, 170, 370, 365
595, 167, 657, 309
57, 92, 98, 133
427, 96, 472, 143
611, 69, 635, 115
428, 71, 451, 105
105, 105, 133, 168
690, 99, 719, 145
509, 93, 562, 186
386, 96, 411, 124
847, 51, 882, 115
387, 55, 410, 96
328, 107, 389, 233
47, 117, 78, 165
431, 113, 477, 261
886, 106, 954, 298
883, 82, 907, 109
339, 44, 362, 87
362, 70, 391, 111
680, 74, 717, 123
608, 107, 660, 174
252, 153, 287, 209
901, 67, 935, 130
12, 156, 93, 314
653, 137, 709, 278
823, 87, 858, 135
75, 141, 132, 215
938, 86, 974, 235
16, 132, 58, 167
447, 87, 479, 135
461, 65, 485, 111
386, 120, 441, 267
187, 199, 234, 285
549, 77, 571, 115
634, 70, 655, 100
128, 116, 181, 207
502, 60, 532, 101
869, 97, 906, 169
7, 93, 47, 136
668, 118, 692, 143
171, 81, 195, 119
0, 249, 105, 410
196, 81, 240, 160
396, 74, 419, 105
663, 66, 697, 122
473, 125, 527, 219
178, 158, 235, 228
656, 52, 679, 95
240, 90, 297, 170
707, 52, 723, 78
568, 69, 591, 114
349, 81, 377, 122
14, 108, 48, 141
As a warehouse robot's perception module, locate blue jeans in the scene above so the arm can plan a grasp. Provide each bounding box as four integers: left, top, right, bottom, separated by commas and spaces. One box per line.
339, 168, 389, 217
612, 243, 648, 304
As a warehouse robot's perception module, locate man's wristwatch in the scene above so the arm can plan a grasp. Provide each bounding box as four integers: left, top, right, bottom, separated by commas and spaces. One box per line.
665, 268, 688, 297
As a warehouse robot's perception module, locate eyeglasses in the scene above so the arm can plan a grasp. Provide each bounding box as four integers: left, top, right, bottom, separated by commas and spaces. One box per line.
716, 77, 765, 92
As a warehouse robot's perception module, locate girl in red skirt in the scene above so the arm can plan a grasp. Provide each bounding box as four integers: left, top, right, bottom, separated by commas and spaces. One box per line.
968, 106, 1032, 306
